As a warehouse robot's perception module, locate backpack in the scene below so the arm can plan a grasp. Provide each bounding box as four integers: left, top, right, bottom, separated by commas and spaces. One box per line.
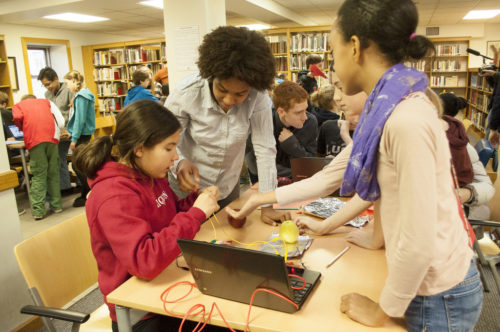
297, 70, 317, 94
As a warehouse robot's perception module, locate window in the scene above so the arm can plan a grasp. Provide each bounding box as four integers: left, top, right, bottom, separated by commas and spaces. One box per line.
28, 47, 51, 98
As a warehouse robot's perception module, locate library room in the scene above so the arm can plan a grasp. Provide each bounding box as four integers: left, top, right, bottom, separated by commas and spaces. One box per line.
1, 1, 500, 332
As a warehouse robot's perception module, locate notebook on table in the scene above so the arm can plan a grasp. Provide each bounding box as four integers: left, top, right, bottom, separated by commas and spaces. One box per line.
177, 238, 321, 313
8, 124, 24, 139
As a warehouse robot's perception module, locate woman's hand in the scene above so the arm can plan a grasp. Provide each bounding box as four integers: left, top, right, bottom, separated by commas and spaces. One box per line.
193, 191, 219, 217
260, 206, 291, 226
295, 216, 328, 235
225, 191, 278, 222
177, 159, 200, 192
346, 227, 379, 249
340, 293, 388, 327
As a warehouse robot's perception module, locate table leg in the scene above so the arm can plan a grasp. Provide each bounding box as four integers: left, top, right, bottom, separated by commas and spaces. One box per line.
19, 148, 31, 204
115, 305, 132, 332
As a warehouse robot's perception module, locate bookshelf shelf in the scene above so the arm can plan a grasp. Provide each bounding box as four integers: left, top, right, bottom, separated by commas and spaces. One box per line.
465, 67, 493, 133
82, 38, 167, 116
0, 35, 13, 108
264, 26, 332, 83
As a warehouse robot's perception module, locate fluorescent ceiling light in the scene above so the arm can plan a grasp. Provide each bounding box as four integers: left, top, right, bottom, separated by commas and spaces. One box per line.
237, 24, 270, 30
43, 12, 109, 23
139, 0, 163, 9
463, 9, 500, 20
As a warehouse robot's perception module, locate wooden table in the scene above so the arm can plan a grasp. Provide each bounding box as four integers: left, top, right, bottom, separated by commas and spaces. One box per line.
6, 141, 30, 202
107, 190, 407, 332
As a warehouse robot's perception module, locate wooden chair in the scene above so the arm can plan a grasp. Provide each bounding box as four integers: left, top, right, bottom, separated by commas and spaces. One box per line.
14, 214, 110, 332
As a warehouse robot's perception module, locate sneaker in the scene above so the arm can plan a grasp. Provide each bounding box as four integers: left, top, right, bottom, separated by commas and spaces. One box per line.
51, 208, 63, 213
73, 197, 86, 207
33, 215, 44, 221
18, 208, 26, 216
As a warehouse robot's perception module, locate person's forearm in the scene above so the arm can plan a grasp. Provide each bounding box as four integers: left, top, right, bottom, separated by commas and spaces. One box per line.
322, 194, 372, 233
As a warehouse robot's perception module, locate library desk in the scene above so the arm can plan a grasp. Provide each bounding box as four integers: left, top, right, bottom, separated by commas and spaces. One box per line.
107, 189, 407, 332
6, 141, 30, 201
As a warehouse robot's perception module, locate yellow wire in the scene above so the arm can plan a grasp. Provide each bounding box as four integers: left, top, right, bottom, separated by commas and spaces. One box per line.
210, 213, 282, 256
208, 217, 217, 242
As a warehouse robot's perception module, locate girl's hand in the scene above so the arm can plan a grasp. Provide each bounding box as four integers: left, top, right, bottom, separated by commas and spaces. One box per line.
193, 191, 219, 217
340, 293, 388, 327
295, 216, 328, 235
69, 142, 76, 151
199, 186, 220, 201
260, 207, 291, 226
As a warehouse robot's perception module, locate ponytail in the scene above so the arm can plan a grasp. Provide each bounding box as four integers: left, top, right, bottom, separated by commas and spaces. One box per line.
406, 34, 435, 60
73, 136, 114, 179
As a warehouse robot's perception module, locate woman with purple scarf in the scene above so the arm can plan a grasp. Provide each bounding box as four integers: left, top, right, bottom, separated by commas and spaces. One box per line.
227, 0, 483, 330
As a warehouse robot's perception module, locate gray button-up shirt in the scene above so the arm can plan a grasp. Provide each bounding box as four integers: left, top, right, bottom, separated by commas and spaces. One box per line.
165, 74, 277, 199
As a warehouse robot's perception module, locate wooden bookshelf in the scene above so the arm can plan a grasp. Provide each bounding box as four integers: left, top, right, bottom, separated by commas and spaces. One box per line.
0, 35, 14, 108
81, 38, 167, 115
465, 68, 493, 133
405, 37, 470, 98
263, 26, 332, 83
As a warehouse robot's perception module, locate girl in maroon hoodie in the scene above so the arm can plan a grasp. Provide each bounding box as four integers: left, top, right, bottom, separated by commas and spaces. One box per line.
74, 100, 220, 331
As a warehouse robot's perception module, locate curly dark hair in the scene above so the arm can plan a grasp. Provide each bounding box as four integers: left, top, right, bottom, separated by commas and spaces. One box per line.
197, 26, 276, 91
37, 67, 58, 81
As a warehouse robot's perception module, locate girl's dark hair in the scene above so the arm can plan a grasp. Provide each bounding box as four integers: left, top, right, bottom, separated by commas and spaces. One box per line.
337, 0, 435, 64
439, 93, 467, 117
74, 100, 180, 179
197, 26, 276, 91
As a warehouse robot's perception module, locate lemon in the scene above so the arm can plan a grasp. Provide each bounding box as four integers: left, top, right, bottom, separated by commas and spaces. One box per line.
279, 220, 299, 244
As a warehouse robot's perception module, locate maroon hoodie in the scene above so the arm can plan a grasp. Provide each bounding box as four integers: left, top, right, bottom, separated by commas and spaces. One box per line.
442, 115, 473, 187
85, 161, 205, 322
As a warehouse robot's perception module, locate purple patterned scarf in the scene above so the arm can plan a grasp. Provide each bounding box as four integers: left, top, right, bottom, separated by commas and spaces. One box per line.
340, 63, 429, 201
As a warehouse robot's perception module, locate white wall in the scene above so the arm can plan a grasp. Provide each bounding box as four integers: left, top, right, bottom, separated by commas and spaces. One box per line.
0, 23, 152, 331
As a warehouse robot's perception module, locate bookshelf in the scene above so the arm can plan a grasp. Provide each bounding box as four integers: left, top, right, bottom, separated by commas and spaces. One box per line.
81, 38, 166, 115
264, 26, 332, 82
405, 37, 470, 98
0, 35, 14, 108
465, 68, 493, 133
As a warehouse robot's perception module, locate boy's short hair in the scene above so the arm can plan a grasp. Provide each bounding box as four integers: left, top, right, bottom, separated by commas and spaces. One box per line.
273, 81, 308, 111
0, 91, 9, 105
310, 85, 335, 110
132, 67, 151, 85
197, 26, 276, 91
37, 67, 58, 81
306, 55, 322, 68
21, 94, 37, 101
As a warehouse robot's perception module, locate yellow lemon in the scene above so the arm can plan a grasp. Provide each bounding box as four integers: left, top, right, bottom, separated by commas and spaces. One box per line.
279, 220, 299, 244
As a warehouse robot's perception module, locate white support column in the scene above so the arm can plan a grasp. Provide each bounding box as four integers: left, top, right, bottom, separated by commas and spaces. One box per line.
163, 0, 226, 88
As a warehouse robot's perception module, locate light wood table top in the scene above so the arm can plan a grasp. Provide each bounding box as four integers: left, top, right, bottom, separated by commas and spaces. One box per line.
107, 189, 406, 331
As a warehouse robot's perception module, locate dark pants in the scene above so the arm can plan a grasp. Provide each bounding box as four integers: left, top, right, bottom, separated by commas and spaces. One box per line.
112, 315, 239, 332
74, 135, 91, 199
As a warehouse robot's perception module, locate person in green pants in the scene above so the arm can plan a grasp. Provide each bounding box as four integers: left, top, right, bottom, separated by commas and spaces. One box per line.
12, 94, 65, 220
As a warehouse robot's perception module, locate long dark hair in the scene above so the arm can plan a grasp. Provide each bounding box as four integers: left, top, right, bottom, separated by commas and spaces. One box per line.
337, 0, 435, 64
74, 100, 180, 179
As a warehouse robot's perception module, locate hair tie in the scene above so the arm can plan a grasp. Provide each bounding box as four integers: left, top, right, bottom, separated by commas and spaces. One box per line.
409, 33, 417, 41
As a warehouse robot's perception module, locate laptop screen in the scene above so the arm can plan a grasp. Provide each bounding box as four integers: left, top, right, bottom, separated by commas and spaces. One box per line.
8, 125, 24, 139
177, 238, 321, 313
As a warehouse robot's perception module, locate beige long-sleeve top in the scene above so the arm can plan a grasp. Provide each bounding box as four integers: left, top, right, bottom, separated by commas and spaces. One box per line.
276, 92, 473, 317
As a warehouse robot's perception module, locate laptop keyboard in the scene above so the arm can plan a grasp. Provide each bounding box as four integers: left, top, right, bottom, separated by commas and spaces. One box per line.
290, 279, 312, 304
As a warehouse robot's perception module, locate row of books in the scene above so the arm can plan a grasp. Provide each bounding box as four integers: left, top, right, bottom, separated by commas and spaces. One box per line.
470, 74, 494, 91
432, 59, 467, 71
404, 60, 428, 71
470, 90, 491, 111
98, 98, 123, 112
430, 75, 466, 87
290, 54, 327, 71
289, 33, 329, 52
468, 108, 488, 130
434, 43, 468, 56
93, 47, 163, 66
93, 67, 128, 81
266, 35, 287, 54
96, 82, 126, 97
275, 56, 288, 72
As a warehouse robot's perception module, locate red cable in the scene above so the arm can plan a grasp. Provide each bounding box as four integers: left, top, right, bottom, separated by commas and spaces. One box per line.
160, 274, 307, 332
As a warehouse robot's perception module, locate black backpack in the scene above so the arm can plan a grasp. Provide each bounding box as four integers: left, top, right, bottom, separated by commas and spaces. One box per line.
297, 70, 317, 94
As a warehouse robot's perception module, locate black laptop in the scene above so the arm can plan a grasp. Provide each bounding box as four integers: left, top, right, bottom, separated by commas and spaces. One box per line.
177, 238, 321, 313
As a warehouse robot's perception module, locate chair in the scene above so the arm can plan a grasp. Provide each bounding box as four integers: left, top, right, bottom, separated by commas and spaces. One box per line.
290, 157, 331, 182
469, 173, 500, 293
14, 214, 110, 332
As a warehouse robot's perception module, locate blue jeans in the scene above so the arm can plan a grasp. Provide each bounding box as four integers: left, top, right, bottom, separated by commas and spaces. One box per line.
404, 261, 483, 332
